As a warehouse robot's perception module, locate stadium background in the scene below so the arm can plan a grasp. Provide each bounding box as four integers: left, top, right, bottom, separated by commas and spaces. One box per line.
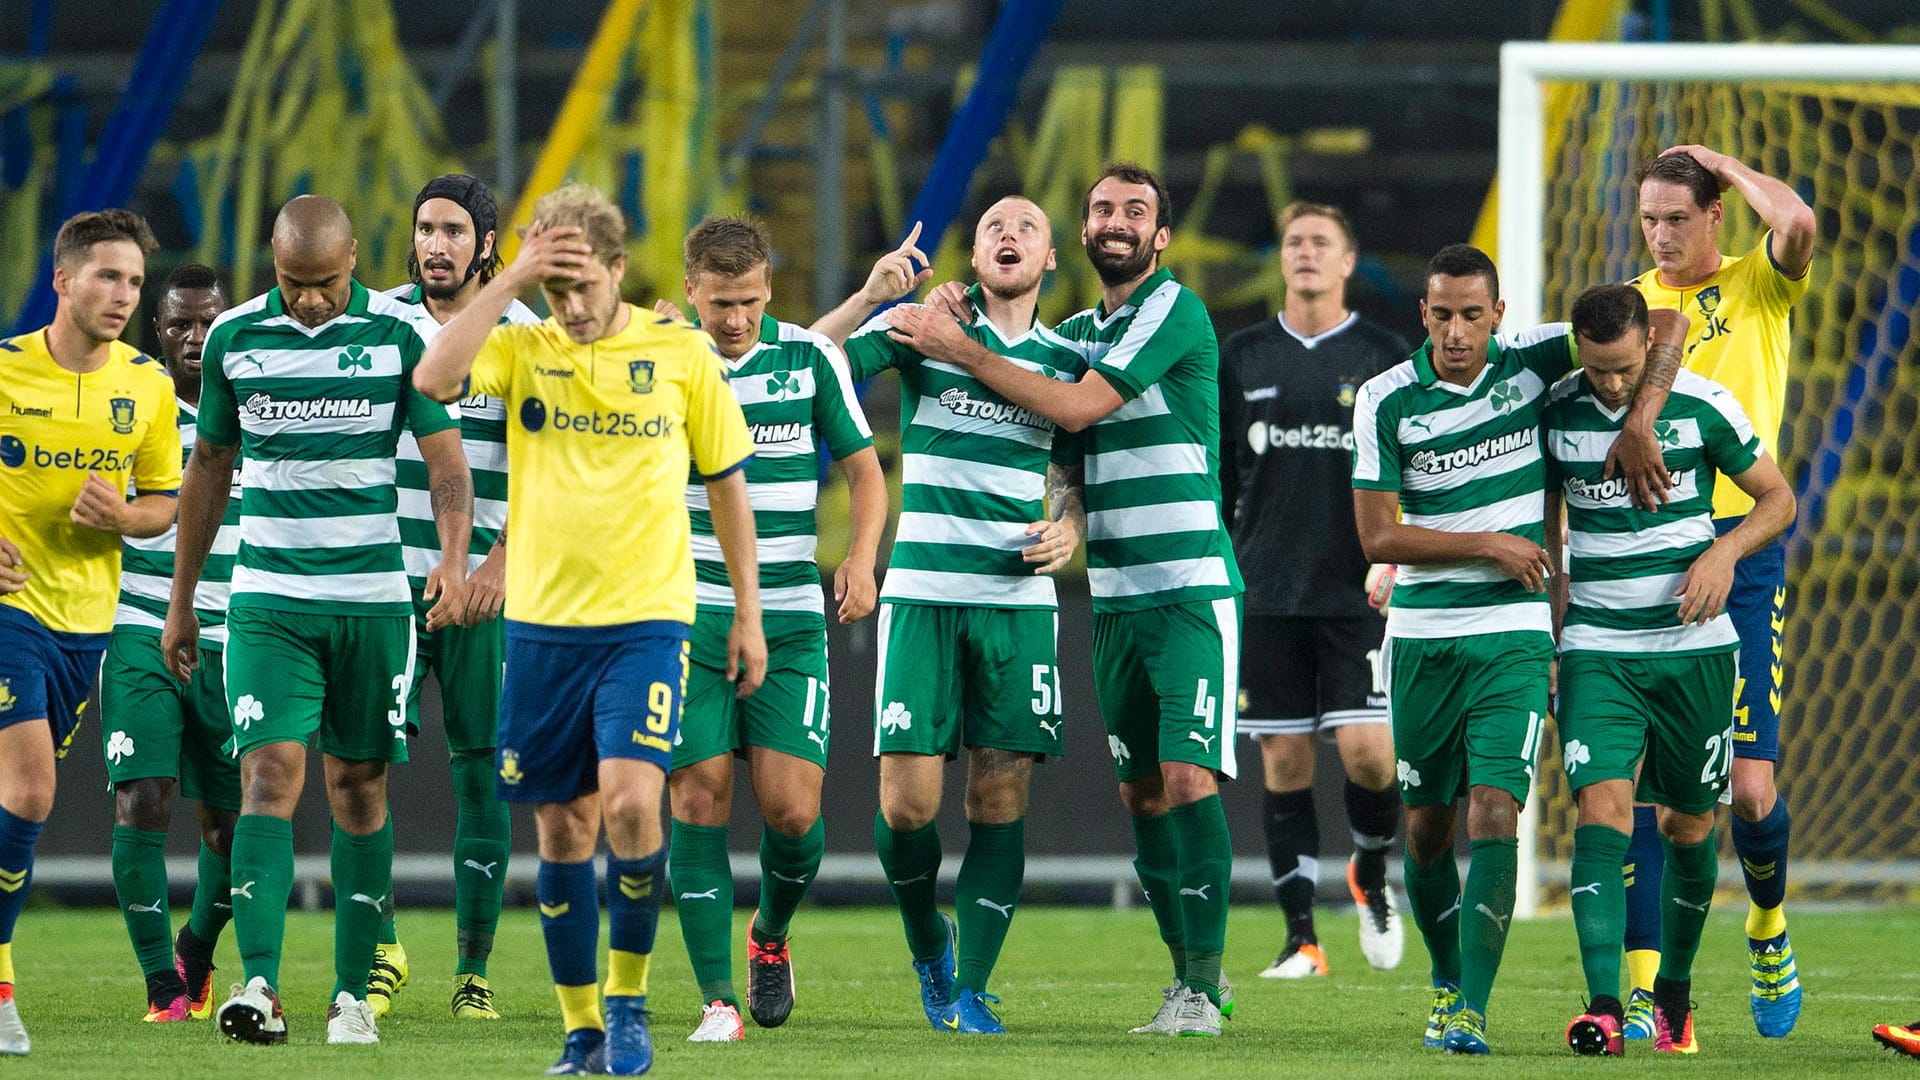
3, 0, 1917, 911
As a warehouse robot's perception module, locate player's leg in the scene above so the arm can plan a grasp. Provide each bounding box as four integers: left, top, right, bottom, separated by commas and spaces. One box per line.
99, 629, 191, 1019
1620, 797, 1664, 1039
739, 617, 832, 1030
668, 616, 744, 1036
1719, 529, 1796, 1037
1242, 616, 1325, 978
591, 629, 688, 1076
368, 608, 438, 1017
1322, 617, 1401, 972
437, 614, 511, 1017
176, 645, 239, 1020
1449, 630, 1551, 1054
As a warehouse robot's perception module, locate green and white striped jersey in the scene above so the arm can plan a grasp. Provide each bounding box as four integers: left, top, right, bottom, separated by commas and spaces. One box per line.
114, 400, 243, 645
845, 287, 1085, 609
1351, 323, 1574, 639
688, 315, 873, 618
197, 281, 458, 616
1545, 367, 1761, 656
383, 283, 539, 590
1053, 268, 1242, 613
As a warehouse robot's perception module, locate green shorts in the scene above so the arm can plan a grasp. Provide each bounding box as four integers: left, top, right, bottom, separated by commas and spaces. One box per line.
404, 594, 504, 754
1386, 630, 1551, 807
98, 630, 241, 811
674, 610, 831, 769
1090, 598, 1241, 782
223, 607, 415, 764
873, 602, 1063, 759
1557, 650, 1737, 815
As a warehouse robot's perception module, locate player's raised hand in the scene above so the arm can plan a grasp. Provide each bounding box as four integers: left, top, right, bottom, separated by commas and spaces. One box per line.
834, 556, 877, 624
1022, 515, 1080, 575
1675, 543, 1737, 625
0, 535, 27, 595
727, 611, 768, 699
422, 558, 468, 632
859, 220, 932, 305
160, 603, 200, 683
508, 220, 595, 284
925, 279, 971, 322
1480, 532, 1554, 593
69, 473, 126, 532
1660, 145, 1734, 189
652, 298, 686, 321
462, 545, 506, 626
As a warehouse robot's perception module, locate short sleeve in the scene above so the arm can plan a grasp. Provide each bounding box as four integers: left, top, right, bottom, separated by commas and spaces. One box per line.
1091, 285, 1211, 402
468, 323, 521, 398
398, 327, 459, 438
1350, 378, 1401, 492
1503, 322, 1577, 385
1744, 232, 1811, 310
133, 377, 183, 496
811, 340, 874, 461
196, 327, 241, 447
684, 331, 755, 479
1699, 384, 1763, 477
844, 313, 912, 381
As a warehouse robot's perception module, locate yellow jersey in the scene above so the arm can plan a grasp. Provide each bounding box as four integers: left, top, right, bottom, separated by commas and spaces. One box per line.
1632, 233, 1808, 518
0, 329, 182, 634
468, 305, 754, 628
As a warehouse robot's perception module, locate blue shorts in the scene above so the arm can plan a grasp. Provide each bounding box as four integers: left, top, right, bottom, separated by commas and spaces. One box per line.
1717, 517, 1786, 762
495, 619, 689, 803
0, 604, 108, 760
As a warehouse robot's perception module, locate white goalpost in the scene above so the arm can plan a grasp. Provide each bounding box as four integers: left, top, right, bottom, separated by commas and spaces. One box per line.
1500, 41, 1920, 919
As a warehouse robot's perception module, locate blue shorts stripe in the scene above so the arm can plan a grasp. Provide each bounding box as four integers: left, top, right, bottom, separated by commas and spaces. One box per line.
1716, 517, 1786, 762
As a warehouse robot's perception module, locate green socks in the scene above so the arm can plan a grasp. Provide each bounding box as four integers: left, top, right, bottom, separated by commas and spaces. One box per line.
111, 825, 174, 978
1570, 824, 1630, 1003
331, 815, 395, 1000
874, 813, 946, 961
754, 817, 824, 940
1130, 811, 1185, 982
451, 750, 510, 976
670, 818, 735, 1006
187, 840, 234, 946
1460, 836, 1518, 1011
954, 819, 1025, 993
1169, 796, 1231, 1004
1658, 830, 1718, 983
230, 814, 295, 989
1403, 849, 1463, 986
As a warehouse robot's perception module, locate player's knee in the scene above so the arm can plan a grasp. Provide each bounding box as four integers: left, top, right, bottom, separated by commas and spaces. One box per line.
1160, 762, 1218, 806
1259, 735, 1314, 790
1728, 766, 1777, 822
1, 784, 54, 824
1404, 806, 1454, 865
1657, 808, 1715, 847
762, 801, 818, 837
197, 804, 237, 857
668, 769, 731, 827
879, 790, 937, 832
535, 800, 600, 861
963, 779, 1027, 824
1117, 778, 1167, 817
114, 778, 174, 831
1465, 787, 1519, 840
1344, 753, 1395, 793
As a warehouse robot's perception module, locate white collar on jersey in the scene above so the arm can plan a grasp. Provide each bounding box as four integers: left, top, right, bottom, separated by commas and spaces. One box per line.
1275, 310, 1357, 349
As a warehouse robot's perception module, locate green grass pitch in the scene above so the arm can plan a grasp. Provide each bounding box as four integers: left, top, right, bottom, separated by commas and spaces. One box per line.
3, 904, 1913, 1077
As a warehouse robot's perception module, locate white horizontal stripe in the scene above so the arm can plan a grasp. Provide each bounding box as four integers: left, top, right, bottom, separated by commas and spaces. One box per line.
895, 512, 1035, 552
225, 343, 406, 380
1402, 489, 1544, 535
747, 432, 817, 459
1087, 500, 1220, 541
907, 388, 1052, 448
1569, 572, 1690, 612
194, 580, 231, 612
243, 512, 398, 550
1086, 442, 1206, 483
732, 367, 816, 407
1560, 620, 1739, 655
401, 547, 496, 581
240, 399, 396, 438
691, 532, 817, 564
1396, 561, 1516, 587
697, 580, 823, 614
1102, 382, 1170, 423
243, 456, 395, 492
201, 623, 230, 648
119, 573, 170, 603
210, 527, 242, 557
1398, 369, 1548, 442
879, 567, 1057, 607
1552, 420, 1701, 464
1351, 369, 1416, 485
1088, 556, 1231, 598
230, 566, 410, 605
685, 479, 817, 513
1386, 603, 1551, 638
1568, 516, 1716, 560
902, 453, 1041, 501
113, 605, 165, 632
395, 487, 507, 528
923, 350, 1072, 381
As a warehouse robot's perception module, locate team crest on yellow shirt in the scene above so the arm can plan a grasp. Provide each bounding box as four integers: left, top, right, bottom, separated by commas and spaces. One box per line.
1695, 285, 1721, 316
109, 396, 136, 435
0, 678, 16, 714
627, 360, 656, 394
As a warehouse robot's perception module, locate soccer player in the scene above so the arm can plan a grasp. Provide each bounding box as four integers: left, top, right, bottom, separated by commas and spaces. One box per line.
655, 216, 885, 1043
163, 195, 474, 1047
371, 173, 540, 1021
1349, 245, 1677, 1055
102, 264, 239, 1024
1621, 145, 1816, 1040
822, 195, 1086, 1035
414, 183, 763, 1077
1218, 201, 1406, 979
0, 209, 181, 1056
887, 164, 1241, 1038
1547, 285, 1793, 1056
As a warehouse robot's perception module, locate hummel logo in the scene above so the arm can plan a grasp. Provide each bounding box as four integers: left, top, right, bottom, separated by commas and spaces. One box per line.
975, 898, 1014, 919
0, 867, 27, 894
231, 880, 257, 900
1672, 896, 1710, 913
1570, 881, 1602, 899
349, 892, 387, 910
1038, 719, 1061, 738
678, 888, 719, 901
539, 901, 571, 918
769, 870, 809, 884
127, 896, 165, 914
890, 871, 932, 887
1179, 885, 1212, 900
1187, 731, 1216, 752
464, 859, 499, 879
1475, 903, 1510, 933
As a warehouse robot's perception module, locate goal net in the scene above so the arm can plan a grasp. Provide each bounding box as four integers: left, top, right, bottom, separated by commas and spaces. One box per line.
1499, 43, 1920, 912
